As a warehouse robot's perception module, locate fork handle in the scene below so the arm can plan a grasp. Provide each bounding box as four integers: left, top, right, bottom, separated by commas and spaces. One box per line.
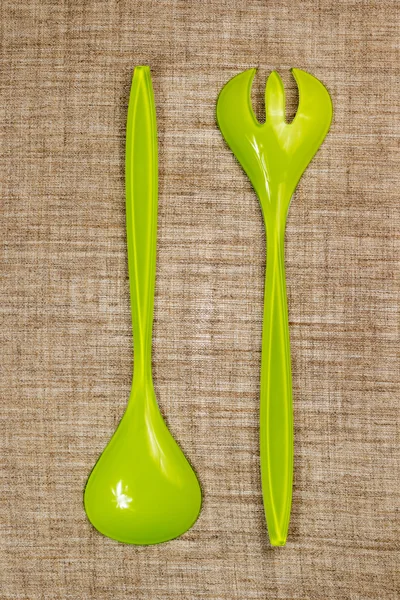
260, 225, 293, 546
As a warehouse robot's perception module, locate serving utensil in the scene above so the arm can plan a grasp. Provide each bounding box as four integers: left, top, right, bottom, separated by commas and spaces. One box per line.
217, 68, 332, 546
84, 66, 202, 545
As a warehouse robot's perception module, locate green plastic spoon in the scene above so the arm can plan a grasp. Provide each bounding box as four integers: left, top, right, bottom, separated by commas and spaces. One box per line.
84, 66, 202, 545
217, 68, 332, 546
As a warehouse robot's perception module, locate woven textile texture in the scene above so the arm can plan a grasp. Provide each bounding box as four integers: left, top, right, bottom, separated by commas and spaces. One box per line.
1, 1, 399, 598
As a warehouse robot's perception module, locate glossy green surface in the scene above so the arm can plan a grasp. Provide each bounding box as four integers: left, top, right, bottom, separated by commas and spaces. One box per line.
84, 66, 202, 545
217, 68, 332, 546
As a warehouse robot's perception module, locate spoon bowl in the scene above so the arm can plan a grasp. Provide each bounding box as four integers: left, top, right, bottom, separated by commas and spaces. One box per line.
84, 381, 201, 545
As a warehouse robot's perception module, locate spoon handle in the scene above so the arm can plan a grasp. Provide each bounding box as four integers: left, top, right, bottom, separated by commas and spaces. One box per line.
260, 226, 293, 547
125, 66, 158, 381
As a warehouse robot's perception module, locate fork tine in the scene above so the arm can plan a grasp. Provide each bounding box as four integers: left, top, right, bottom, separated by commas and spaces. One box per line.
265, 71, 286, 124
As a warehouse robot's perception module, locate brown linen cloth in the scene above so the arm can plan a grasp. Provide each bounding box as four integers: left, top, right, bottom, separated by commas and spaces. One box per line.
1, 1, 399, 598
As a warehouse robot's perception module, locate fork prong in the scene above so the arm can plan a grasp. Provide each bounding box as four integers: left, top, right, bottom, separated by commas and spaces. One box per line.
265, 71, 286, 125
291, 68, 333, 134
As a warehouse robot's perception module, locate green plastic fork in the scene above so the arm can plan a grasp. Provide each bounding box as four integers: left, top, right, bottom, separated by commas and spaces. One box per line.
217, 68, 332, 546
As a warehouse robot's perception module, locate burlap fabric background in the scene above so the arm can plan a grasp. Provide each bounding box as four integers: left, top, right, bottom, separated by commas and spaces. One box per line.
1, 1, 399, 598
